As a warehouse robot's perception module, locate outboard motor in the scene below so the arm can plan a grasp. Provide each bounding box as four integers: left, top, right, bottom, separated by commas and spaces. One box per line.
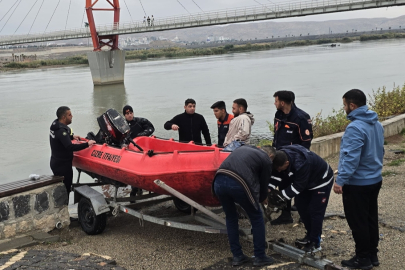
94, 109, 143, 151
97, 109, 130, 146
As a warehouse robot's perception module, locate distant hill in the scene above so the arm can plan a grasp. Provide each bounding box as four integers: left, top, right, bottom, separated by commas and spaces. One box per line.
128, 15, 405, 41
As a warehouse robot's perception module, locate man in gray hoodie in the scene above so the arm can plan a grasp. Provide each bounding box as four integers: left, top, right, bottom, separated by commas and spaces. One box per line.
223, 98, 254, 147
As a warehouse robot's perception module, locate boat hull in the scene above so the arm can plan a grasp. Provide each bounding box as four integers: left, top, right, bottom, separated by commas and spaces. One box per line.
73, 137, 230, 206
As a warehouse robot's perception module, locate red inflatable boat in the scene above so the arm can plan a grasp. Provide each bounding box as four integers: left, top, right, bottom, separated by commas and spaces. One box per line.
72, 109, 230, 207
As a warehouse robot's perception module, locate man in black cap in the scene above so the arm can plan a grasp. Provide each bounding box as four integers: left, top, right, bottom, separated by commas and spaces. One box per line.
123, 105, 155, 197
50, 106, 96, 199
164, 98, 211, 145
123, 105, 155, 139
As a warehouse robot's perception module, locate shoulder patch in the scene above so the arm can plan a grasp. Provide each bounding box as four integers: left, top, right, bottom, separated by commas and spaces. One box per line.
63, 132, 67, 136
305, 129, 310, 136
307, 119, 312, 125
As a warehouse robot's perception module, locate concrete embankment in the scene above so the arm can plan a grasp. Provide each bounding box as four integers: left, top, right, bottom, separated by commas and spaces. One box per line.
311, 113, 405, 158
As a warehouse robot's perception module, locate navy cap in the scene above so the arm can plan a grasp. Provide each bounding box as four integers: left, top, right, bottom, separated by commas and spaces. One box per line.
123, 105, 133, 115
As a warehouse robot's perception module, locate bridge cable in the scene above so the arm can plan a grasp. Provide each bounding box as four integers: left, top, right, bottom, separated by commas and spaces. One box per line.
0, 0, 23, 33
27, 0, 45, 35
0, 0, 20, 24
138, 0, 147, 16
80, 8, 85, 28
253, 0, 264, 6
191, 0, 204, 13
13, 0, 40, 35
65, 0, 72, 31
123, 0, 134, 22
177, 0, 191, 14
44, 0, 61, 33
266, 0, 286, 11
252, 0, 277, 13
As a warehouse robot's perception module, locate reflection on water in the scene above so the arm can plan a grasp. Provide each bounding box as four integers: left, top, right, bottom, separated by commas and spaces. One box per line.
92, 83, 128, 126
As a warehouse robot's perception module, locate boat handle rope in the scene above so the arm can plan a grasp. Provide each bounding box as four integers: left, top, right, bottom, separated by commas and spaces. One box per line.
112, 205, 119, 217
139, 211, 144, 227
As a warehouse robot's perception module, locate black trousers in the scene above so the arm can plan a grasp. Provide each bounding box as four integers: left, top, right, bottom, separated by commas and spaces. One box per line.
50, 158, 73, 197
295, 178, 333, 244
342, 181, 382, 258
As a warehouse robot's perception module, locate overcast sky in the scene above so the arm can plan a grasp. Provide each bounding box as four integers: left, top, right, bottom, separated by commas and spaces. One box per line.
1, 0, 405, 35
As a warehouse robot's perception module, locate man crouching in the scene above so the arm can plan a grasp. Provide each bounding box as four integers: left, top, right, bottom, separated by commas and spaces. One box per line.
212, 145, 276, 267
271, 145, 334, 253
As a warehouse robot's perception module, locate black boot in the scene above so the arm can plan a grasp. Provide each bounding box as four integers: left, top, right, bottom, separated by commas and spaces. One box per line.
295, 234, 309, 247
253, 255, 275, 266
270, 210, 293, 225
232, 254, 250, 266
341, 255, 373, 270
370, 253, 379, 266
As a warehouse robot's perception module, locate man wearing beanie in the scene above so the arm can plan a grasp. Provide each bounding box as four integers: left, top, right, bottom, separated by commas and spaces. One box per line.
123, 105, 155, 139
123, 105, 155, 198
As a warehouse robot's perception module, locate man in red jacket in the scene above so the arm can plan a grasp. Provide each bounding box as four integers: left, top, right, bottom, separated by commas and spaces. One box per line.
210, 101, 234, 147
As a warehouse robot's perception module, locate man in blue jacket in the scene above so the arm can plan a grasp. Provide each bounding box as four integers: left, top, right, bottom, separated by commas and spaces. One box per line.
270, 145, 334, 253
333, 89, 384, 270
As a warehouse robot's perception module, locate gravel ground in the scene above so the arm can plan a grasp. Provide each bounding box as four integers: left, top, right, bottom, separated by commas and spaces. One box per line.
21, 135, 405, 269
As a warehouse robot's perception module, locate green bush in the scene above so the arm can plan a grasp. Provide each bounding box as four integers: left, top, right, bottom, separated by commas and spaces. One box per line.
224, 44, 234, 50
311, 109, 350, 138
368, 84, 405, 118
4, 62, 28, 68
341, 37, 352, 43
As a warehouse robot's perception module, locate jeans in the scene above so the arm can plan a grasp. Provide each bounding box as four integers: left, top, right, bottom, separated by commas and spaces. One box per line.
343, 181, 382, 258
214, 174, 266, 258
295, 178, 333, 244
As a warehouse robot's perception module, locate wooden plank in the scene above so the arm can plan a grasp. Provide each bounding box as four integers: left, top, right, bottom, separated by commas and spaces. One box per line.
0, 176, 64, 198
0, 176, 57, 190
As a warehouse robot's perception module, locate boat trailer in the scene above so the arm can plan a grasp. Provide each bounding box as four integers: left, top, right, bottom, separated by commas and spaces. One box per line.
72, 170, 345, 270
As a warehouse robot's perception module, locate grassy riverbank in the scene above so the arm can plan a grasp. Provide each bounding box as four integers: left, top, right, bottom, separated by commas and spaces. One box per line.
124, 37, 353, 60
2, 32, 405, 71
1, 56, 88, 70
294, 83, 405, 139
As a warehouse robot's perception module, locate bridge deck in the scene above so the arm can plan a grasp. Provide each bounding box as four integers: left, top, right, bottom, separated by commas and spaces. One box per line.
1, 0, 405, 46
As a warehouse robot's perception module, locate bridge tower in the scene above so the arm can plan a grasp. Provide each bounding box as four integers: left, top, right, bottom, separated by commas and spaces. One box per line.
86, 0, 125, 85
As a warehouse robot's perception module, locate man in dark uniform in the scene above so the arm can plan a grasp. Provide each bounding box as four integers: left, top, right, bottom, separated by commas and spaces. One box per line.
270, 145, 334, 253
50, 106, 96, 199
164, 98, 211, 145
210, 101, 234, 147
122, 105, 155, 197
213, 145, 276, 267
123, 105, 155, 139
271, 90, 313, 225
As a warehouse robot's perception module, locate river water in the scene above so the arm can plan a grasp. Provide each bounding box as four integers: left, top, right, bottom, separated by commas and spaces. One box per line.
1, 39, 405, 184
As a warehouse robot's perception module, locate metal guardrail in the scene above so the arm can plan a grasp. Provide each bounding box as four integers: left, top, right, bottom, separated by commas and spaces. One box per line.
1, 0, 405, 46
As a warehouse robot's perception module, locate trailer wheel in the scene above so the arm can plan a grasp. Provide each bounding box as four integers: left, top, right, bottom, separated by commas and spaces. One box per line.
173, 197, 197, 214
78, 197, 107, 235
